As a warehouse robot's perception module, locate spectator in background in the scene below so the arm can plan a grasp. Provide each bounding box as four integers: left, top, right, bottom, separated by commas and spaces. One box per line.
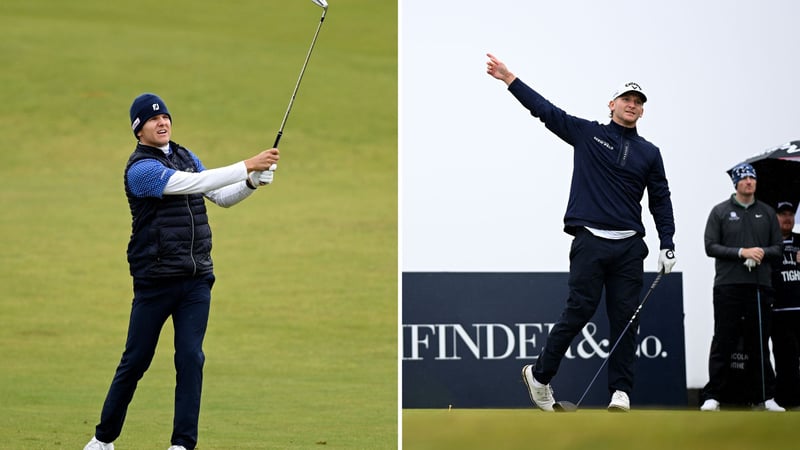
701, 163, 784, 412
771, 201, 800, 409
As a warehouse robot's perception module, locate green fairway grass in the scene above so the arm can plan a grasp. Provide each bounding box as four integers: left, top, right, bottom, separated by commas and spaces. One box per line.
0, 0, 396, 448
403, 408, 799, 450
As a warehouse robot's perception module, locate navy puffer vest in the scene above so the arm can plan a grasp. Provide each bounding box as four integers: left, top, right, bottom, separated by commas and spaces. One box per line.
124, 142, 213, 279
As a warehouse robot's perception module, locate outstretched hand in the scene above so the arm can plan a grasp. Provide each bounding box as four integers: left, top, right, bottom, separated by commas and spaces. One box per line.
245, 148, 280, 172
486, 53, 516, 86
247, 164, 278, 188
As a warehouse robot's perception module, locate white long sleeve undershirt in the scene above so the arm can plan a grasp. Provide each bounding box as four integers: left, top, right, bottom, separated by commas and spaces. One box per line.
164, 161, 256, 207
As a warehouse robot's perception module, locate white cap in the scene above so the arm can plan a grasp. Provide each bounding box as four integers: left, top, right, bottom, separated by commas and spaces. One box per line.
611, 82, 647, 103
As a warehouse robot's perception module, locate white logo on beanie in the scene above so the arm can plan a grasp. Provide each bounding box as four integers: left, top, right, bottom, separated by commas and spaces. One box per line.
131, 117, 140, 131
152, 103, 160, 111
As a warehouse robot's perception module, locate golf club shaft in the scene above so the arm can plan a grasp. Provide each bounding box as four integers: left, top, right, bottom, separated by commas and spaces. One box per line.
274, 6, 327, 148
756, 283, 766, 403
576, 271, 664, 407
748, 229, 767, 404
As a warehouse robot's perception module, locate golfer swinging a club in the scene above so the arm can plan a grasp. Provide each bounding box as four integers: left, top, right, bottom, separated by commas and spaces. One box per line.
486, 54, 677, 412
84, 93, 280, 450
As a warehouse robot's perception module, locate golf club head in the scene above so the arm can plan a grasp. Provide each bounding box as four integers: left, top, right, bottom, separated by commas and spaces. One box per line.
311, 0, 328, 10
553, 401, 578, 412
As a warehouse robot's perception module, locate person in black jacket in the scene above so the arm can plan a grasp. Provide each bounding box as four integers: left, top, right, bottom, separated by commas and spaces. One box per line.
486, 54, 676, 412
84, 93, 280, 450
700, 163, 784, 412
771, 201, 800, 408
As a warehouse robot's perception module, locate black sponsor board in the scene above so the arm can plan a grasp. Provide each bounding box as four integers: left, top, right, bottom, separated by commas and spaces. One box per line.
402, 272, 686, 408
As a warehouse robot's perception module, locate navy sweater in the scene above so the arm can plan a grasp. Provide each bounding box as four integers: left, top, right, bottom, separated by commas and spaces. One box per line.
508, 78, 675, 250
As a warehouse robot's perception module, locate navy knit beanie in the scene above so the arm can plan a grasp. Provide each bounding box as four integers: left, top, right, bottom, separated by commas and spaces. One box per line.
730, 163, 757, 187
129, 93, 170, 138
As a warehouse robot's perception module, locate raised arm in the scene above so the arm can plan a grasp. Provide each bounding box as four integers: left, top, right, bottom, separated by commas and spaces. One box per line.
486, 53, 517, 86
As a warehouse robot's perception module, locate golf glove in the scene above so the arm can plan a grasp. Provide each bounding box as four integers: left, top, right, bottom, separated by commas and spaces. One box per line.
248, 164, 278, 187
744, 258, 757, 271
658, 249, 676, 274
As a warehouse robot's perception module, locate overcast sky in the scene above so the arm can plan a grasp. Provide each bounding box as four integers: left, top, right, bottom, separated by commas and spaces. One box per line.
400, 0, 800, 387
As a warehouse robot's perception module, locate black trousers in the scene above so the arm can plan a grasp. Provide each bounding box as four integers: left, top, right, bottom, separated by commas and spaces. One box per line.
772, 310, 800, 408
533, 228, 647, 395
95, 274, 214, 449
702, 284, 776, 404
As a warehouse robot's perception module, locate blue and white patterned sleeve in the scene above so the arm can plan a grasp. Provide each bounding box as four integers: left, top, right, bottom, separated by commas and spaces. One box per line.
127, 159, 177, 198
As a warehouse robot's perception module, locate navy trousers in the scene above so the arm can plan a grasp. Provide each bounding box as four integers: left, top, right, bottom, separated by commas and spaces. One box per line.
95, 274, 214, 449
533, 228, 647, 395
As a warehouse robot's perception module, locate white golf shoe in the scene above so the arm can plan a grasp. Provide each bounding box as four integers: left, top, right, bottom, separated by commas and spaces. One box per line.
84, 436, 114, 450
521, 364, 555, 411
608, 390, 630, 412
168, 446, 187, 450
764, 398, 786, 412
700, 398, 720, 411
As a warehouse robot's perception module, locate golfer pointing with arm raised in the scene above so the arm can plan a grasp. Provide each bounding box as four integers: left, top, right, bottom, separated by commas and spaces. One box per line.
486, 54, 676, 412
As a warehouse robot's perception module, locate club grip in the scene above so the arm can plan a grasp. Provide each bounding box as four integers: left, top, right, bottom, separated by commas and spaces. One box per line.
273, 132, 282, 149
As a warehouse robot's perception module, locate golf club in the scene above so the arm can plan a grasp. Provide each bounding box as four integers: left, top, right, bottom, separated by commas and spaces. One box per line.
553, 270, 665, 412
273, 0, 329, 148
745, 236, 767, 408
755, 276, 767, 406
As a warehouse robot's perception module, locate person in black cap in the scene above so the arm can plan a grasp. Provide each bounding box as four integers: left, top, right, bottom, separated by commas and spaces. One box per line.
486, 54, 677, 412
771, 201, 800, 409
84, 93, 280, 450
700, 163, 784, 412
